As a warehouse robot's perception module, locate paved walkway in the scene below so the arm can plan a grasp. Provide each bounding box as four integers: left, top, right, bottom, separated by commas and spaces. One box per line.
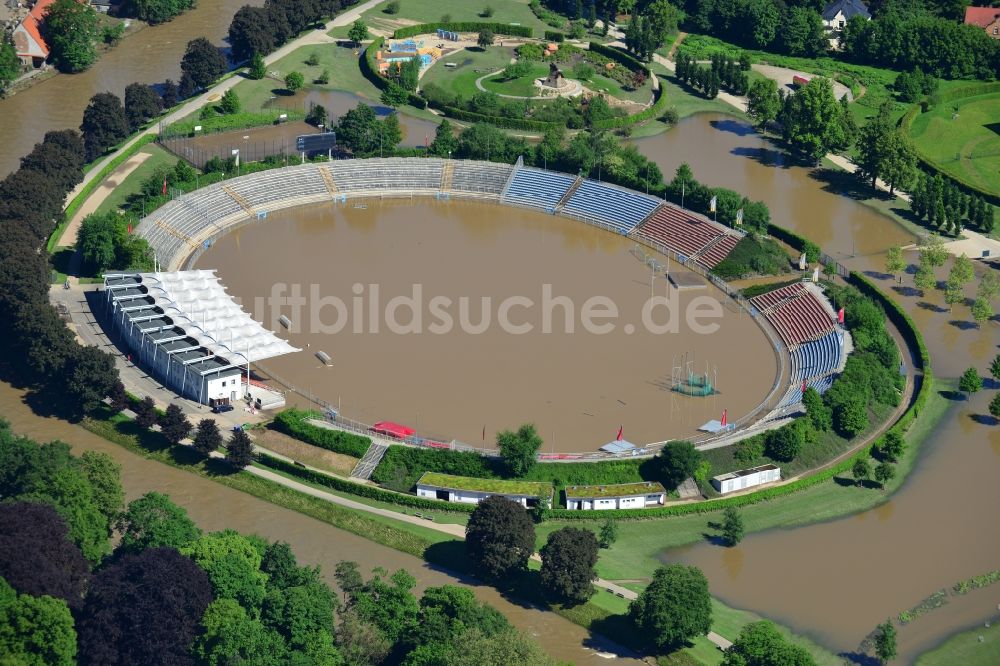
60, 151, 153, 248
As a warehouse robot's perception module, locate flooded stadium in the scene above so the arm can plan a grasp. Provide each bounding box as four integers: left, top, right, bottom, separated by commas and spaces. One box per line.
196, 199, 780, 452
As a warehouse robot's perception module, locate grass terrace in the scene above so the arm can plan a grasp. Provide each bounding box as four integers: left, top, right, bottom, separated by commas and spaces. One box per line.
328, 0, 550, 39
421, 45, 517, 99
564, 481, 665, 499
417, 472, 553, 498
95, 144, 177, 216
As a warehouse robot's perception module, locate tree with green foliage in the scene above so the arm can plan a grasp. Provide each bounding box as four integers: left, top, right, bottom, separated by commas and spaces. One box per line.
496, 423, 543, 477
349, 20, 369, 46
381, 82, 410, 107
721, 506, 744, 546
220, 88, 241, 114
116, 491, 202, 552
193, 418, 223, 457
834, 397, 869, 438
441, 625, 554, 665
77, 212, 123, 271
44, 0, 99, 73
0, 579, 77, 666
477, 29, 495, 49
598, 517, 618, 549
334, 560, 364, 604
79, 92, 128, 162
989, 392, 1000, 422
972, 297, 994, 326
159, 404, 192, 445
852, 457, 871, 487
248, 52, 266, 80
134, 396, 157, 429
466, 496, 536, 582
183, 529, 269, 612
124, 83, 163, 132
959, 367, 982, 396
336, 609, 391, 665
305, 102, 328, 128
990, 355, 1000, 382
947, 254, 975, 291
874, 618, 897, 664
780, 77, 853, 163
78, 450, 123, 533
721, 619, 816, 666
873, 461, 895, 490
745, 77, 780, 128
913, 260, 936, 293
539, 527, 598, 604
429, 119, 459, 157
802, 387, 832, 432
284, 70, 304, 92
0, 41, 19, 93
856, 101, 913, 193
336, 102, 380, 153
226, 429, 255, 470
979, 272, 999, 304
399, 57, 420, 91
734, 437, 764, 466
766, 421, 807, 460
884, 246, 905, 280
192, 598, 281, 665
349, 568, 418, 645
880, 431, 905, 462
179, 37, 227, 95
381, 112, 402, 152
654, 440, 702, 490
629, 564, 712, 651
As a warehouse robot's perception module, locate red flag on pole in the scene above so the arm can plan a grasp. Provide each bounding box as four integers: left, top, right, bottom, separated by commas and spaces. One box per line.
616, 425, 623, 441
127, 224, 132, 234
162, 177, 168, 195
720, 410, 727, 427
837, 307, 845, 324
802, 379, 807, 393
482, 425, 486, 441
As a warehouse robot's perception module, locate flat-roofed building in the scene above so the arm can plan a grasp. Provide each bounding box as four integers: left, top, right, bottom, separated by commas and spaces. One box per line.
415, 472, 553, 507
711, 464, 781, 495
102, 270, 298, 407
564, 481, 666, 510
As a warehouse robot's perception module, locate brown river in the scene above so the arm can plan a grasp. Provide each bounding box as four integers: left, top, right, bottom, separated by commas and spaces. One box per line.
2, 8, 997, 651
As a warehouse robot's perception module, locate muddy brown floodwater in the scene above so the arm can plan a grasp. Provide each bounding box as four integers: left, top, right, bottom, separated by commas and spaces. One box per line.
0, 382, 643, 665
637, 114, 1000, 663
0, 0, 264, 177
195, 199, 778, 452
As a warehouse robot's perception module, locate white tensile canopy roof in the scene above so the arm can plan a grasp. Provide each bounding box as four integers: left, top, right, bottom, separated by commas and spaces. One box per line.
138, 270, 298, 364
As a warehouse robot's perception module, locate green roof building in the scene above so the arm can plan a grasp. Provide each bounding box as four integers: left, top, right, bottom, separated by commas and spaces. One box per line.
563, 481, 666, 510
416, 472, 553, 507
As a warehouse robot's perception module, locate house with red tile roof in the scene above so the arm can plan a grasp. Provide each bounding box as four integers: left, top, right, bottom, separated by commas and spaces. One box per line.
964, 6, 1000, 39
12, 0, 56, 68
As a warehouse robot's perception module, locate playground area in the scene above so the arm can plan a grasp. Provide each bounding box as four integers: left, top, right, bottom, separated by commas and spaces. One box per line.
195, 199, 779, 452
907, 91, 1000, 197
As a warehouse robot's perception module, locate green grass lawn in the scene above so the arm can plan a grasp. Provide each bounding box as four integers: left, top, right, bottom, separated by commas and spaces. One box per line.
917, 619, 1000, 666
481, 63, 550, 96
907, 92, 1000, 197
535, 378, 950, 583
421, 45, 516, 98
95, 143, 176, 216
337, 0, 550, 38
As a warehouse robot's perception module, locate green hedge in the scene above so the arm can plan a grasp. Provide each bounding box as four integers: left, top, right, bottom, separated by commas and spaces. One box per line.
270, 409, 372, 458
393, 22, 533, 39
256, 452, 476, 513
371, 445, 500, 488
544, 30, 565, 42
590, 83, 669, 129
587, 42, 649, 75
52, 135, 158, 252
436, 105, 561, 131
767, 223, 820, 263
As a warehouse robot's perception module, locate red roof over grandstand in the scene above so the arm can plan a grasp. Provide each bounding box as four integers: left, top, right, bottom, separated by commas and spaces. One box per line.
371, 421, 416, 439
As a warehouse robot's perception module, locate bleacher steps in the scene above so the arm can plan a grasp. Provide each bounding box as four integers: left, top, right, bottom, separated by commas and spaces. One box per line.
692, 233, 728, 261
319, 166, 339, 195
554, 175, 584, 211
499, 155, 523, 201
351, 442, 389, 480
222, 185, 257, 217
440, 162, 454, 192
154, 220, 199, 249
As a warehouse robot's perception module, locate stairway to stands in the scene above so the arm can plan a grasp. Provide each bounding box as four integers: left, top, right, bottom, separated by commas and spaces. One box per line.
351, 442, 388, 480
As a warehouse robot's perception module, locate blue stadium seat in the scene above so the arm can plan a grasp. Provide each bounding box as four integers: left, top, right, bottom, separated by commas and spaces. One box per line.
561, 181, 660, 234
502, 168, 575, 212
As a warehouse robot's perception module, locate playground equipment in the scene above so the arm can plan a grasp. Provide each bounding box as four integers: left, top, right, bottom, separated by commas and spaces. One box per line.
436, 28, 460, 41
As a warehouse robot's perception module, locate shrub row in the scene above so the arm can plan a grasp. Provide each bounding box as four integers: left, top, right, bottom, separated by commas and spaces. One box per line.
164, 109, 306, 139
255, 452, 476, 513
847, 272, 929, 368
270, 409, 372, 458
590, 83, 670, 130
393, 22, 533, 39
767, 223, 820, 263
436, 105, 561, 131
544, 30, 564, 43
587, 42, 650, 76
371, 445, 500, 487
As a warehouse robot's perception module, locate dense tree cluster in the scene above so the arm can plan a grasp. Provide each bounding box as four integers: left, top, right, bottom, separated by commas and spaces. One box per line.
497, 423, 543, 477
0, 426, 554, 664
664, 162, 771, 232
120, 0, 195, 24
855, 102, 916, 195
228, 0, 356, 64
623, 0, 682, 61
179, 38, 228, 98
334, 103, 402, 155
675, 51, 750, 98
77, 211, 153, 272
841, 12, 1000, 80
683, 0, 826, 57
910, 171, 994, 235
777, 77, 857, 163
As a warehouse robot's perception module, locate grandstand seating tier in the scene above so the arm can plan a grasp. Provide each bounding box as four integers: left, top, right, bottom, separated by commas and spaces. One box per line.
560, 180, 661, 234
